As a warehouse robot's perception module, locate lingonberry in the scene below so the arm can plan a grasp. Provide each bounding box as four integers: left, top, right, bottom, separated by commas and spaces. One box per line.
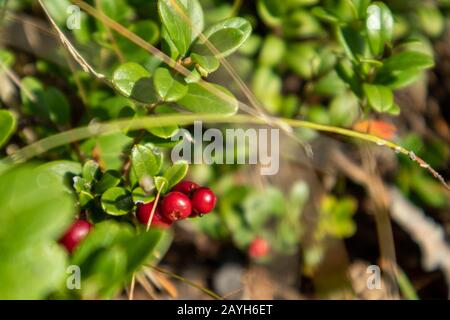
191, 187, 216, 215
136, 201, 172, 228
248, 237, 270, 258
60, 219, 92, 253
161, 191, 192, 221
173, 180, 199, 196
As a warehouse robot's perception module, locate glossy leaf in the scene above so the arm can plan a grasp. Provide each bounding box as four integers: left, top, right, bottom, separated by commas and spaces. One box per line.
154, 176, 169, 194
381, 51, 434, 73
112, 62, 157, 103
192, 17, 252, 58
366, 2, 394, 56
147, 104, 179, 139
178, 83, 238, 114
163, 161, 189, 190
363, 83, 394, 113
130, 144, 159, 186
94, 170, 122, 194
158, 0, 192, 56
101, 187, 133, 216
153, 67, 188, 102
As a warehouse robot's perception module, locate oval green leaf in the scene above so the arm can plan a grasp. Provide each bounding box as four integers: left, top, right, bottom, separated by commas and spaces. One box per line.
366, 2, 394, 56
130, 144, 159, 186
153, 67, 188, 102
158, 0, 192, 56
363, 83, 394, 113
95, 170, 122, 194
192, 17, 252, 58
163, 161, 189, 190
178, 82, 238, 114
101, 187, 134, 216
112, 62, 157, 103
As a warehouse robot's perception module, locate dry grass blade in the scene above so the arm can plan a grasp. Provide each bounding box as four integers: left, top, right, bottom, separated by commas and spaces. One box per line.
148, 265, 223, 300
39, 0, 107, 82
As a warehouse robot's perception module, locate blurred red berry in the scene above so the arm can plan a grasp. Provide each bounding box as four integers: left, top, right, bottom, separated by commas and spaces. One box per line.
173, 180, 199, 196
161, 191, 192, 221
191, 187, 216, 215
248, 237, 270, 258
136, 201, 172, 228
60, 219, 92, 253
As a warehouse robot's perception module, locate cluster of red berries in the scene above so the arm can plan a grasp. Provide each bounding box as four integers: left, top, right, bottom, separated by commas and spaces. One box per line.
59, 181, 216, 253
136, 180, 216, 228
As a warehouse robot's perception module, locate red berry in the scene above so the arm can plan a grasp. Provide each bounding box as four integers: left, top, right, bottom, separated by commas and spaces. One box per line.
136, 201, 172, 228
161, 191, 192, 221
191, 187, 216, 215
173, 180, 199, 196
60, 219, 92, 253
248, 238, 270, 258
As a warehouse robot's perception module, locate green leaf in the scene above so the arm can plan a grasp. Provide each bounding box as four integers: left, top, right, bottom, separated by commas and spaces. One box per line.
130, 144, 159, 186
191, 53, 220, 75
158, 0, 192, 56
82, 160, 101, 183
311, 7, 339, 23
178, 83, 238, 114
0, 165, 74, 299
112, 62, 157, 103
192, 17, 252, 58
154, 176, 169, 194
0, 110, 16, 148
122, 228, 164, 274
258, 35, 285, 67
363, 83, 393, 113
180, 0, 204, 42
381, 51, 434, 73
94, 170, 122, 194
72, 221, 134, 266
101, 187, 133, 216
366, 2, 394, 56
147, 104, 179, 139
163, 161, 189, 190
44, 87, 71, 125
82, 245, 127, 299
0, 166, 74, 248
153, 67, 188, 102
20, 76, 47, 116
132, 187, 155, 204
38, 160, 82, 192
0, 242, 67, 299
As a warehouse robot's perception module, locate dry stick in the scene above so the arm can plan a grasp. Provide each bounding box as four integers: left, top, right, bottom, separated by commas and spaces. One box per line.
148, 264, 224, 300
146, 181, 165, 232
39, 0, 106, 82
128, 273, 136, 300
360, 145, 399, 299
